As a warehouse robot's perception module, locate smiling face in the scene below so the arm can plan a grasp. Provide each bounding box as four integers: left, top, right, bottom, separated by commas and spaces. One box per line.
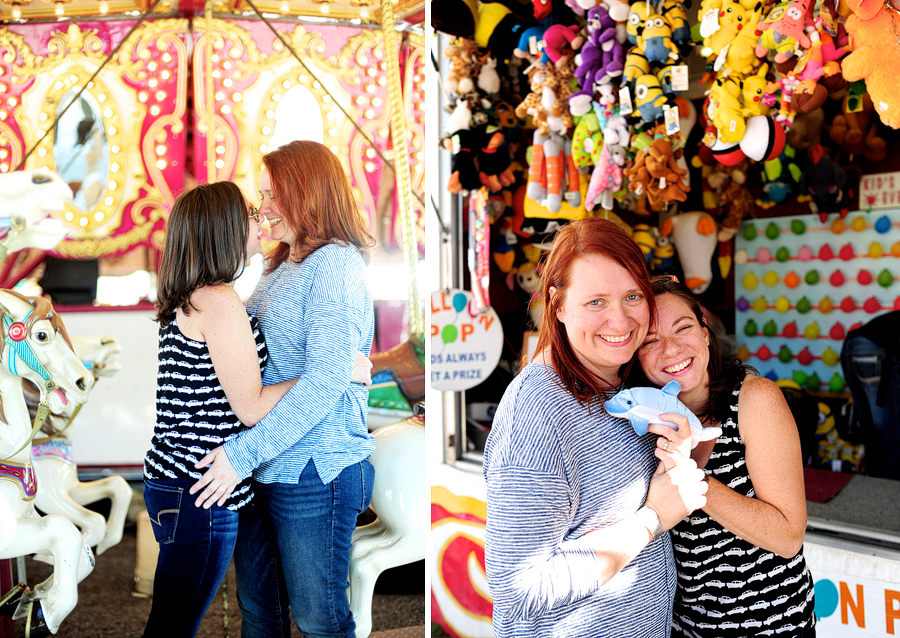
257, 166, 297, 248
552, 254, 650, 384
245, 199, 261, 258
638, 292, 710, 409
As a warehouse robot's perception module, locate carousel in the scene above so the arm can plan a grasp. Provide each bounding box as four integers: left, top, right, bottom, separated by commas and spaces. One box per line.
0, 0, 426, 634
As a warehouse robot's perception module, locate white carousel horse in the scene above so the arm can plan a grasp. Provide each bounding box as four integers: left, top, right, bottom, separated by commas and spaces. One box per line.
0, 289, 95, 637
29, 335, 132, 555
0, 168, 70, 259
349, 407, 426, 638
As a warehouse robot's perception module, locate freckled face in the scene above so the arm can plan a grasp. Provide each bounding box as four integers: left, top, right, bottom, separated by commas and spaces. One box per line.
638, 293, 710, 407
553, 254, 650, 384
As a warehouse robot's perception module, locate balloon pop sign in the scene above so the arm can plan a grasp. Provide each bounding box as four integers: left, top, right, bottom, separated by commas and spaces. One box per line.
430, 289, 504, 392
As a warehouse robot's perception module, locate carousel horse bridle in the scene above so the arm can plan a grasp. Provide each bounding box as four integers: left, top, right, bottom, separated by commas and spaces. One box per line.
2, 311, 57, 460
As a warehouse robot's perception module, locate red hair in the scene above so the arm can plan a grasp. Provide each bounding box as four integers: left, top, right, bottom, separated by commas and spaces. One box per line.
533, 218, 656, 404
262, 141, 375, 272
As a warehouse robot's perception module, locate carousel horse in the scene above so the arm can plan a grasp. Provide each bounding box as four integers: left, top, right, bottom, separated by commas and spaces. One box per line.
27, 335, 132, 556
367, 336, 425, 428
0, 290, 95, 637
0, 168, 70, 259
350, 404, 426, 638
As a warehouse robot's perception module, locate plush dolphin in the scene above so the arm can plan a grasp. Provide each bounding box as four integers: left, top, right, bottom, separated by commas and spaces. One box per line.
604, 381, 722, 449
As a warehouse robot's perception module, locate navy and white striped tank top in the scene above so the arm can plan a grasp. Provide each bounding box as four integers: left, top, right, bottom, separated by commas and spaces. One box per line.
671, 378, 815, 638
144, 313, 268, 511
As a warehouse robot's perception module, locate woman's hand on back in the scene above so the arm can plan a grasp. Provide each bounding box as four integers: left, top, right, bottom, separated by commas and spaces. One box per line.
648, 413, 693, 471
191, 447, 241, 508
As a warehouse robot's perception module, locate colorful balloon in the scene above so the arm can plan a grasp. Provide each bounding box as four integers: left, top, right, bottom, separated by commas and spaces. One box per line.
818, 296, 834, 314
783, 321, 798, 338
840, 297, 856, 313
763, 320, 777, 337
798, 246, 813, 261
821, 347, 839, 367
757, 345, 772, 361
829, 322, 845, 340
764, 271, 780, 287
775, 296, 791, 313
452, 293, 468, 312
753, 296, 768, 312
829, 270, 845, 286
804, 322, 820, 340
868, 242, 884, 259
839, 244, 855, 261
878, 269, 894, 287
819, 244, 834, 261
850, 216, 867, 232
778, 346, 794, 363
796, 297, 812, 314
765, 223, 780, 240
442, 324, 458, 344
828, 373, 845, 392
785, 272, 800, 289
737, 297, 750, 311
892, 242, 900, 258
734, 248, 749, 265
743, 273, 759, 290
863, 297, 882, 313
858, 269, 872, 285
757, 247, 772, 264
792, 370, 808, 385
830, 219, 845, 234
805, 373, 821, 390
737, 344, 751, 361
805, 270, 820, 285
797, 347, 814, 365
745, 319, 759, 337
743, 224, 758, 241
776, 247, 791, 262
791, 220, 806, 235
875, 216, 892, 234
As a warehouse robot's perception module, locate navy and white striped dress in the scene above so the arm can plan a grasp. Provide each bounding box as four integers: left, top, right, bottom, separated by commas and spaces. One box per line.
144, 313, 267, 511
671, 378, 815, 637
483, 363, 676, 638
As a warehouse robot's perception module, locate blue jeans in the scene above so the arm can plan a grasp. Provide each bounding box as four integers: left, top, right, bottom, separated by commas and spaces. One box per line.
142, 477, 240, 638
233, 459, 375, 638
841, 335, 900, 479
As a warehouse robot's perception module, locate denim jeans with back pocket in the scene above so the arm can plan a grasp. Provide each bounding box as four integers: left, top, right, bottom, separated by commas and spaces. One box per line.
142, 477, 240, 638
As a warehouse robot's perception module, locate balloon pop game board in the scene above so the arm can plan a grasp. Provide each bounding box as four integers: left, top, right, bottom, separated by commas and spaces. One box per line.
734, 210, 900, 391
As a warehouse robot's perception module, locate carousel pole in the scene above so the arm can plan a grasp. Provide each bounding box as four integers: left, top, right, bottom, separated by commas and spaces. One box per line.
380, 0, 423, 341
205, 0, 216, 184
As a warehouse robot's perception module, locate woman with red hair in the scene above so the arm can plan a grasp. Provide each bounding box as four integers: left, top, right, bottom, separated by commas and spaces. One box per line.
191, 140, 376, 638
483, 218, 708, 637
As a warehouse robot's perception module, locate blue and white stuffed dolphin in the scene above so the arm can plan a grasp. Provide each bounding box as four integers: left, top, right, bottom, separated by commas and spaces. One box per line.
604, 381, 722, 449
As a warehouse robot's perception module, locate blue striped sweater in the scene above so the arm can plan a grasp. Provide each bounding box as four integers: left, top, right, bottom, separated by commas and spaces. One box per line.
223, 243, 375, 484
483, 363, 676, 637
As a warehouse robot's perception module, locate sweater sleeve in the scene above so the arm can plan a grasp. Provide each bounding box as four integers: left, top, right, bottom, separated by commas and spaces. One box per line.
224, 249, 366, 477
485, 464, 607, 620
484, 374, 607, 621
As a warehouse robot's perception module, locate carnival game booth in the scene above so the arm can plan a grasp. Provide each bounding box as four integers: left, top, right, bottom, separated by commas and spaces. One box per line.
428, 0, 900, 634
0, 0, 426, 634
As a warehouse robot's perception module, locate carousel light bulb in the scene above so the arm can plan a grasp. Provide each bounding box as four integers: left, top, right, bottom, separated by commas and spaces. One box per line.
328, 128, 336, 136
259, 144, 268, 153
232, 92, 242, 102
272, 93, 281, 102
40, 113, 48, 121
261, 126, 270, 135
223, 61, 232, 70
150, 105, 160, 115
356, 97, 366, 106
360, 9, 368, 17
215, 159, 224, 169
282, 80, 291, 89
221, 104, 231, 114
107, 126, 117, 136
215, 91, 224, 101
94, 212, 104, 222
98, 93, 106, 102
323, 95, 331, 103
55, 81, 64, 90
266, 110, 275, 119
163, 53, 172, 62
365, 109, 374, 119
99, 1, 108, 12
111, 144, 120, 153
108, 180, 117, 190
378, 77, 386, 86
79, 217, 88, 227
366, 149, 375, 158
156, 145, 166, 155
149, 78, 158, 88
367, 68, 376, 77
155, 89, 166, 100
149, 62, 158, 71
313, 81, 320, 89
415, 164, 423, 173
11, 3, 21, 19
212, 70, 221, 79
365, 162, 375, 172
161, 70, 171, 80
211, 54, 219, 63
223, 78, 232, 88
280, 3, 288, 10
299, 74, 307, 83
320, 3, 329, 13
330, 146, 339, 154
0, 150, 6, 159
156, 159, 166, 169
216, 145, 225, 154
416, 151, 424, 160
0, 112, 7, 121
111, 162, 119, 171
105, 196, 114, 205
326, 111, 335, 120
104, 108, 113, 117
65, 211, 73, 221
372, 97, 381, 107
55, 2, 64, 15
0, 164, 6, 172
366, 85, 376, 94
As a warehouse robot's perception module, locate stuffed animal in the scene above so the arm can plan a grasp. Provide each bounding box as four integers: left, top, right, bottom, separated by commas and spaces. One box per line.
572, 111, 602, 169
586, 143, 627, 211
513, 22, 551, 63
579, 5, 625, 86
717, 161, 756, 240
725, 1, 766, 75
542, 24, 585, 68
605, 381, 723, 448
740, 63, 772, 117
444, 128, 481, 193
624, 135, 690, 208
622, 47, 651, 92
477, 129, 516, 192
516, 67, 552, 136
661, 0, 692, 48
799, 144, 849, 221
637, 15, 680, 64
709, 76, 746, 143
754, 0, 814, 64
477, 57, 501, 94
627, 1, 658, 45
840, 0, 900, 129
700, 0, 750, 59
633, 74, 669, 123
829, 89, 888, 161
507, 256, 544, 328
444, 39, 481, 97
757, 144, 801, 208
661, 211, 719, 293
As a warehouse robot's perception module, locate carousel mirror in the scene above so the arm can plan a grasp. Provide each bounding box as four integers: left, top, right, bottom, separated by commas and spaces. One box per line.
269, 85, 324, 150
52, 90, 109, 211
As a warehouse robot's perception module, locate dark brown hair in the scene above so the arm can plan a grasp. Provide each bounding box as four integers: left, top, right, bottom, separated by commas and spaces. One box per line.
155, 181, 250, 327
630, 277, 757, 424
533, 218, 656, 404
261, 140, 375, 272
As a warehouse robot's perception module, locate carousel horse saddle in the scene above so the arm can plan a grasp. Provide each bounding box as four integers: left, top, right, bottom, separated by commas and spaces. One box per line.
369, 337, 425, 408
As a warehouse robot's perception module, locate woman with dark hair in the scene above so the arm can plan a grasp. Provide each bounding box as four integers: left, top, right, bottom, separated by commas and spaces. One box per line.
482, 218, 709, 637
637, 277, 815, 638
143, 181, 294, 637
191, 140, 377, 638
